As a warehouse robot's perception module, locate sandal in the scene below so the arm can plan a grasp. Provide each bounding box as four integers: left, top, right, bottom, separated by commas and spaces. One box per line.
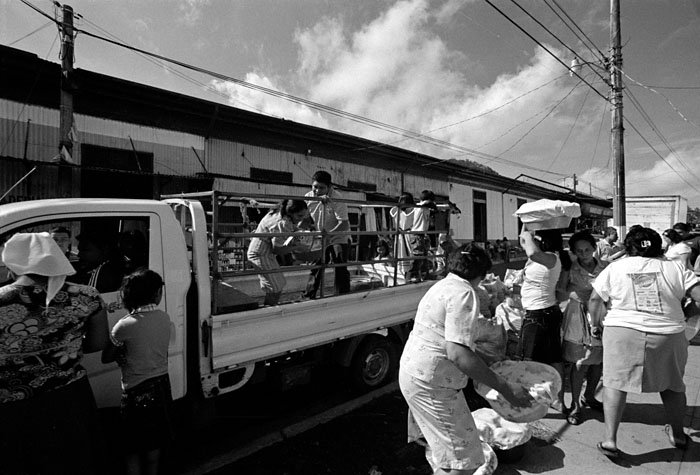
664, 424, 690, 449
567, 411, 582, 425
580, 397, 604, 412
597, 442, 621, 459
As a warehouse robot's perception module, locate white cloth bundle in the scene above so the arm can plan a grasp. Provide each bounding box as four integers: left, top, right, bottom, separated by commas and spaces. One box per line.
514, 199, 581, 230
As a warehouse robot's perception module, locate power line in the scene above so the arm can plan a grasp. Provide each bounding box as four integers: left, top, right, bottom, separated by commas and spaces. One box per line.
624, 84, 700, 186
509, 0, 608, 85
546, 0, 607, 60
489, 79, 584, 161
547, 85, 591, 172
618, 68, 700, 130
7, 20, 54, 46
589, 100, 609, 171
17, 0, 575, 181
352, 73, 567, 153
483, 0, 610, 103
623, 115, 700, 195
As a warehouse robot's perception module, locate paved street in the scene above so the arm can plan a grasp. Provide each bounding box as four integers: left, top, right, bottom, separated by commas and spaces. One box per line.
181, 333, 700, 475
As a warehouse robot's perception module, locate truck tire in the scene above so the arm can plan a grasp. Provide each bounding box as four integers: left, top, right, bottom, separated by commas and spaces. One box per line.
349, 335, 397, 391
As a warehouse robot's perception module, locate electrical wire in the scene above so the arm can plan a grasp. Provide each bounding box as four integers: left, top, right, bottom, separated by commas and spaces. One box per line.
618, 67, 700, 130
589, 100, 609, 171
509, 0, 608, 85
0, 31, 60, 156
547, 0, 608, 61
623, 116, 700, 195
489, 78, 584, 161
483, 0, 609, 103
352, 73, 567, 152
624, 84, 700, 185
546, 85, 591, 172
7, 21, 54, 46
18, 0, 584, 181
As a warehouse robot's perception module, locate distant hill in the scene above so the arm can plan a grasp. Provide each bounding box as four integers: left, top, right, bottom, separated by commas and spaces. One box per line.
443, 158, 498, 175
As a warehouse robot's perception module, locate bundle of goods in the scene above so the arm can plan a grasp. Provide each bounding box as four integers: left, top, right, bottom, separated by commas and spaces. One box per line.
514, 199, 581, 231
475, 360, 562, 423
472, 407, 532, 463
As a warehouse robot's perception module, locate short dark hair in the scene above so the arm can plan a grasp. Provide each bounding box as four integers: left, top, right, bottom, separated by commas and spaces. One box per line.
275, 199, 308, 218
604, 226, 617, 237
120, 268, 163, 311
50, 226, 71, 237
663, 228, 683, 244
312, 171, 332, 186
447, 243, 492, 280
398, 192, 415, 205
569, 230, 597, 250
673, 222, 690, 233
625, 227, 663, 257
419, 190, 435, 202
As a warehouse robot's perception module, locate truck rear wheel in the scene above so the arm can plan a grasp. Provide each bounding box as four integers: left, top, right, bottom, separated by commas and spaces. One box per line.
349, 335, 397, 391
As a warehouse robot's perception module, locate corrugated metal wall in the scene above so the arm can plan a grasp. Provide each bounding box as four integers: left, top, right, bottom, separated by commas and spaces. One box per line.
0, 159, 73, 203
0, 101, 60, 161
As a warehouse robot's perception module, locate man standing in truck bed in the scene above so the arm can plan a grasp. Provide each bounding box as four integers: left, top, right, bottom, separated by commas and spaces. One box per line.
303, 171, 351, 298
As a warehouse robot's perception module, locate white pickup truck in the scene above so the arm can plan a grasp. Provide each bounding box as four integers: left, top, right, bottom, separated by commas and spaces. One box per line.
0, 191, 440, 413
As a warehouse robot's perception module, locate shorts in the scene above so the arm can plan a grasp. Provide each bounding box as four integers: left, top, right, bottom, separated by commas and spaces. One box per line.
120, 374, 174, 452
518, 305, 564, 364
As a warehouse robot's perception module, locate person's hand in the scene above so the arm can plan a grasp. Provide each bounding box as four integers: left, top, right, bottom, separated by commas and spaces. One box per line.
501, 382, 534, 408
519, 230, 533, 247
319, 195, 331, 205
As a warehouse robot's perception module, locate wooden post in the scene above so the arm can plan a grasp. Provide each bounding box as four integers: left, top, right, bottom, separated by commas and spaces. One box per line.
610, 0, 626, 233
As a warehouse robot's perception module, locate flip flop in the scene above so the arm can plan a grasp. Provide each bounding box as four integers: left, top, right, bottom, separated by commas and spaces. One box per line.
567, 411, 582, 425
664, 424, 690, 449
597, 442, 621, 459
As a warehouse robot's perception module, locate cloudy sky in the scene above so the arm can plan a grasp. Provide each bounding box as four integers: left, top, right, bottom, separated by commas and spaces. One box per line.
3, 0, 700, 206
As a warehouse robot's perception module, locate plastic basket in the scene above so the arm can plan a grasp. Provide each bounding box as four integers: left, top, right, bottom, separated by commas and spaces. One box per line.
523, 216, 572, 231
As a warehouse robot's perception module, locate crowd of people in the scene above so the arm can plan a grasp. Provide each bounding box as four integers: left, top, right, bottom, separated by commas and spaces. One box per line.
3, 187, 700, 474
398, 222, 700, 473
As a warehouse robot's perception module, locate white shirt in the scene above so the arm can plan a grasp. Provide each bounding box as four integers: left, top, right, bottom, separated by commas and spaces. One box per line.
521, 253, 561, 310
592, 256, 699, 334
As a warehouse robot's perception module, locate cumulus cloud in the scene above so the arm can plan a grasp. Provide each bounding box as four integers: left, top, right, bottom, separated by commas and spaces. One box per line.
579, 144, 700, 204
208, 0, 632, 196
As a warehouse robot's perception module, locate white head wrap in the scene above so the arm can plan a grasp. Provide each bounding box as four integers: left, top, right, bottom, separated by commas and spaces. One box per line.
1, 232, 76, 307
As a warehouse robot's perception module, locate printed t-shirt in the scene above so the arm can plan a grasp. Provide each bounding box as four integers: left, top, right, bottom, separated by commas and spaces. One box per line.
592, 256, 698, 334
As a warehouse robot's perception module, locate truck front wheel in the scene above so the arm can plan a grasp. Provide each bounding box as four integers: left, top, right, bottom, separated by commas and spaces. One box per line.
349, 335, 397, 391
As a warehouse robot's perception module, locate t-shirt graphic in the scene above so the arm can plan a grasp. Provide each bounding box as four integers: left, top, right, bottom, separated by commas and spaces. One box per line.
629, 272, 663, 314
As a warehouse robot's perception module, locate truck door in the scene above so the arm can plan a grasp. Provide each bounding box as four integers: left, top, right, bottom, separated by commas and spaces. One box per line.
0, 212, 168, 408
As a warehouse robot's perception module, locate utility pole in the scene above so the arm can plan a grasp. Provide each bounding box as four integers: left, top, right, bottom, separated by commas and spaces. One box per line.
610, 0, 626, 234
58, 4, 75, 197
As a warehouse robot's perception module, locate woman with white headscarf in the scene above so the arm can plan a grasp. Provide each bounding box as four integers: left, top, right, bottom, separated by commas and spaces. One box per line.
0, 232, 109, 474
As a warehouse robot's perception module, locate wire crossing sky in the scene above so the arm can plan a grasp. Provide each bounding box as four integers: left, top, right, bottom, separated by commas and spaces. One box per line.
3, 0, 700, 205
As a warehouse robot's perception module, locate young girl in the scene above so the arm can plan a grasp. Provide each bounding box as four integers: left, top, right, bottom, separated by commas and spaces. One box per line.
102, 269, 172, 475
